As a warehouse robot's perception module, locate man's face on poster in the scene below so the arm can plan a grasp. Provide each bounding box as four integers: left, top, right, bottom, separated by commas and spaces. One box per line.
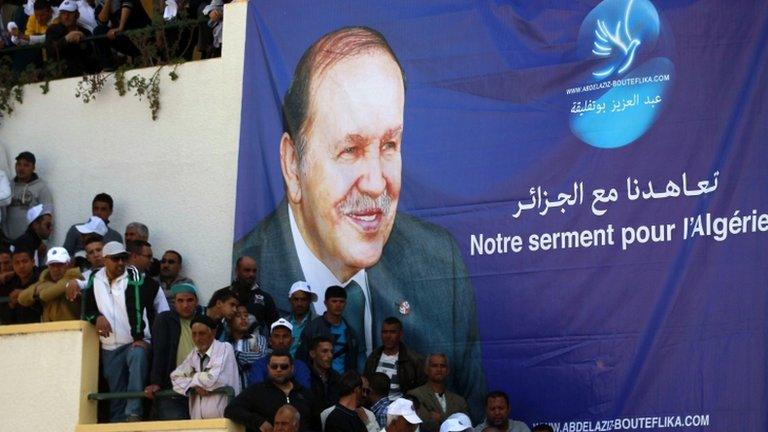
283, 50, 404, 279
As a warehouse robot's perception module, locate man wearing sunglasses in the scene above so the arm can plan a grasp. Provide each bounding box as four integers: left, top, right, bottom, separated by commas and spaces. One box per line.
226, 350, 316, 431
82, 241, 168, 422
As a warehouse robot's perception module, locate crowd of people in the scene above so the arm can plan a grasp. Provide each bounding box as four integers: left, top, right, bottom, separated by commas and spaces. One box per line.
0, 0, 227, 77
0, 150, 553, 432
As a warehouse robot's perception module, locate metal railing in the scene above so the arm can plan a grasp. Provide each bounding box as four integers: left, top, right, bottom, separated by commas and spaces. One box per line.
87, 385, 236, 401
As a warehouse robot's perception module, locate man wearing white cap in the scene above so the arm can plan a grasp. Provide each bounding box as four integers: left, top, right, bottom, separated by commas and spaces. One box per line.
81, 241, 162, 421
247, 317, 312, 388
44, 0, 99, 77
285, 280, 317, 357
440, 413, 472, 432
383, 398, 423, 432
12, 203, 53, 265
17, 246, 82, 321
63, 193, 123, 255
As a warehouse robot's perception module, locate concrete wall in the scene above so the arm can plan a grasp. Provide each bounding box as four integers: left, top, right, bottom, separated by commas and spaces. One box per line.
0, 321, 99, 431
0, 0, 248, 300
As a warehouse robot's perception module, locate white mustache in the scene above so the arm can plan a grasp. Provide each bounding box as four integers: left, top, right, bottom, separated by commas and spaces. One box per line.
338, 192, 392, 216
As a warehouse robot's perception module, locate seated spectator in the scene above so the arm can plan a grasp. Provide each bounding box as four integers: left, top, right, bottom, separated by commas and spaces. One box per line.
532, 425, 553, 432
368, 372, 391, 428
92, 0, 150, 70
146, 282, 200, 419
285, 281, 317, 357
408, 354, 470, 432
225, 350, 315, 432
227, 304, 268, 389
156, 250, 194, 303
364, 316, 426, 401
225, 256, 278, 334
202, 286, 238, 338
440, 413, 473, 432
171, 314, 241, 419
274, 404, 301, 432
383, 398, 423, 432
248, 317, 311, 389
473, 391, 530, 432
309, 335, 341, 417
196, 0, 225, 58
81, 241, 160, 422
17, 247, 81, 321
44, 0, 100, 77
0, 248, 40, 324
12, 203, 52, 266
297, 285, 359, 375
319, 370, 378, 432
63, 193, 122, 254
5, 151, 53, 241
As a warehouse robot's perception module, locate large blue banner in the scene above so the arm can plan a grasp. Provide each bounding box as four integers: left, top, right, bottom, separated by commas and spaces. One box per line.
234, 1, 768, 430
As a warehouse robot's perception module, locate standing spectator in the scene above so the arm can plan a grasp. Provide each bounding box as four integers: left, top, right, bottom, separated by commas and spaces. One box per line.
17, 247, 81, 321
63, 193, 123, 254
145, 282, 201, 420
0, 248, 40, 324
297, 285, 359, 375
383, 398, 423, 432
473, 392, 530, 432
308, 335, 341, 416
0, 248, 14, 284
12, 203, 52, 266
124, 222, 149, 243
5, 151, 53, 240
368, 372, 391, 429
0, 0, 20, 50
227, 304, 268, 389
320, 370, 378, 432
156, 250, 194, 303
126, 240, 169, 318
63, 235, 105, 303
44, 0, 100, 77
247, 318, 311, 388
408, 354, 470, 432
202, 287, 238, 339
92, 0, 150, 70
226, 256, 279, 334
81, 241, 156, 422
171, 315, 241, 419
364, 317, 426, 401
124, 222, 159, 277
285, 281, 317, 357
225, 350, 315, 432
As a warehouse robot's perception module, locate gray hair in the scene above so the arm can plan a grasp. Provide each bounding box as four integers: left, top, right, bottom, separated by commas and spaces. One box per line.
276, 404, 300, 425
126, 222, 149, 240
425, 352, 449, 369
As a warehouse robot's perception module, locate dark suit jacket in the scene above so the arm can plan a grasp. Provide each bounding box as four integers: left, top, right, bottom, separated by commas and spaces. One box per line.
234, 200, 486, 420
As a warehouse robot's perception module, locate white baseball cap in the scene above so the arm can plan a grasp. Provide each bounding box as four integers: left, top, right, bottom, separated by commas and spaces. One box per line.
288, 281, 318, 302
102, 241, 129, 258
46, 247, 71, 264
58, 0, 78, 12
446, 413, 472, 428
26, 204, 53, 225
387, 398, 422, 425
76, 216, 108, 236
270, 317, 293, 333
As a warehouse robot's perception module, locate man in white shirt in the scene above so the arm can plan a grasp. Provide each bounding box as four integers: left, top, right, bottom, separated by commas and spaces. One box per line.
171, 314, 241, 419
82, 241, 164, 422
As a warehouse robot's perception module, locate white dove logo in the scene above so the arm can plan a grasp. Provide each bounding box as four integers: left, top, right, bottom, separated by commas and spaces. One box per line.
591, 0, 641, 78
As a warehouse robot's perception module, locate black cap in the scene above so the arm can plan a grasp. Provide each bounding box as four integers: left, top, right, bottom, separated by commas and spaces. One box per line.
15, 151, 36, 164
190, 314, 218, 330
324, 285, 347, 301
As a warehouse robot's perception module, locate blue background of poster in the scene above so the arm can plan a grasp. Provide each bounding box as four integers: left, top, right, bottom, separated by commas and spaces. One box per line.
235, 1, 767, 429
